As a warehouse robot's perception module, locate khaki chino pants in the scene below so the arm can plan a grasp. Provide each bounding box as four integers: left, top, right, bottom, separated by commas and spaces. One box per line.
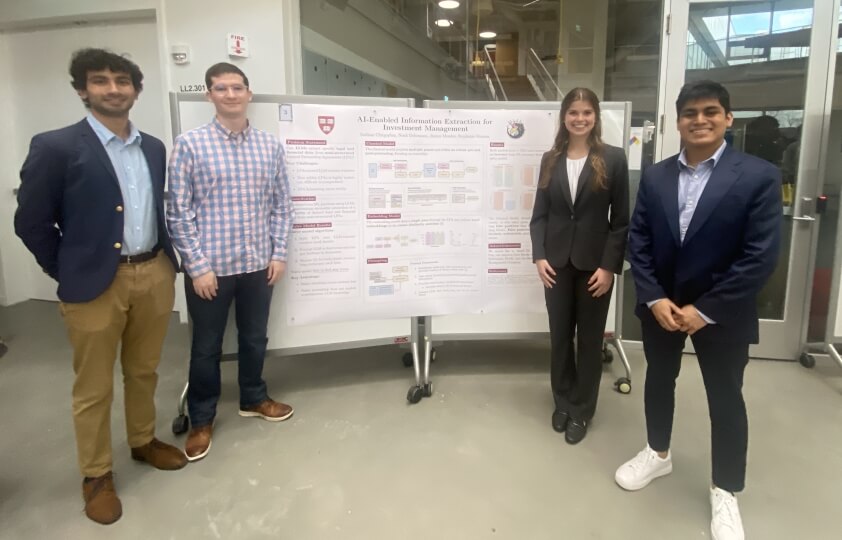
60, 252, 175, 478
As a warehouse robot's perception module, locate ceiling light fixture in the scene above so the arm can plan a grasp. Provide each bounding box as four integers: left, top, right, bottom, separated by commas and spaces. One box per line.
438, 1, 460, 8
479, 31, 497, 39
434, 19, 453, 27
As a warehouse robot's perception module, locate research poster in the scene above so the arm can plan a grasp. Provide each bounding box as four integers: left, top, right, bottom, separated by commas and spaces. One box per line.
280, 104, 558, 325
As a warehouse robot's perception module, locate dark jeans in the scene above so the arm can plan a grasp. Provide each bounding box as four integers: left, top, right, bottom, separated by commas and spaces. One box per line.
544, 264, 613, 422
641, 315, 750, 492
185, 269, 273, 428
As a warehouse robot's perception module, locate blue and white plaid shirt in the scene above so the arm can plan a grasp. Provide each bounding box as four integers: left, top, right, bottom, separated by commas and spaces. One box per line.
167, 117, 294, 278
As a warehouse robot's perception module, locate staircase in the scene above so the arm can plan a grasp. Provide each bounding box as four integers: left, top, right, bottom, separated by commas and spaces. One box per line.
498, 76, 539, 101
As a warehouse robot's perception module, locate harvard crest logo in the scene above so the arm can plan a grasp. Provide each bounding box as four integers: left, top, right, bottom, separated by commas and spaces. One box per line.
318, 116, 335, 134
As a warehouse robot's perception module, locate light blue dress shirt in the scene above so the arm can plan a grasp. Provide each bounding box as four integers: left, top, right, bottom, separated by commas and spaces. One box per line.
647, 141, 728, 324
87, 114, 157, 255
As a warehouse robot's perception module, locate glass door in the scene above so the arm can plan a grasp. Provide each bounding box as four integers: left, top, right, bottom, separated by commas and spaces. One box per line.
656, 0, 839, 359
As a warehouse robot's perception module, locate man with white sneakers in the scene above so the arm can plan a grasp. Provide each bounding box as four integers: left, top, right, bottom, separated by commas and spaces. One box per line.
618, 80, 782, 540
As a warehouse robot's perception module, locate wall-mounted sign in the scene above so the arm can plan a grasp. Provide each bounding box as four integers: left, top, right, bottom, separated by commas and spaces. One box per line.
227, 33, 248, 57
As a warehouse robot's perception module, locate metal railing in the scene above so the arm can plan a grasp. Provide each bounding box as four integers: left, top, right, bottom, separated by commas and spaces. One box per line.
482, 45, 507, 101
526, 48, 563, 101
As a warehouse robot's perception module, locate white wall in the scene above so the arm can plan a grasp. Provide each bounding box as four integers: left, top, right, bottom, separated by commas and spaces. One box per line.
162, 0, 296, 99
0, 0, 300, 306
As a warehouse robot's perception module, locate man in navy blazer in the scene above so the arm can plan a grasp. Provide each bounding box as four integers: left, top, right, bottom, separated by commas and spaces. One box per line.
615, 81, 781, 540
15, 48, 186, 525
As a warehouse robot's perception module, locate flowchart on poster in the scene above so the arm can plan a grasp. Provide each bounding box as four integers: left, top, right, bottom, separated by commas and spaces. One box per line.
280, 104, 558, 324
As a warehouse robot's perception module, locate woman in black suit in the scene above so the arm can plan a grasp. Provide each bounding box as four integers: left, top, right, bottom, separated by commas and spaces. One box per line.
530, 88, 629, 444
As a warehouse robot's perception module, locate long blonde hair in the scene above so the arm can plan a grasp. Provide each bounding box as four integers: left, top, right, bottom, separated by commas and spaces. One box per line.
538, 87, 607, 191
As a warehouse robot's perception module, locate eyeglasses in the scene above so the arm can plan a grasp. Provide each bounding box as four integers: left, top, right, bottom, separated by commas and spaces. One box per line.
210, 84, 248, 94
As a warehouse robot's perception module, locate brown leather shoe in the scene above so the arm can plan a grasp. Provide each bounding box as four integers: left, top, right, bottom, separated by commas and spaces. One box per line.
239, 398, 294, 422
185, 425, 213, 462
131, 438, 188, 470
82, 472, 122, 525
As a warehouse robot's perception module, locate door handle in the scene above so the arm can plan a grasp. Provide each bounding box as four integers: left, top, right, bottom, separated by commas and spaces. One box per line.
795, 197, 818, 222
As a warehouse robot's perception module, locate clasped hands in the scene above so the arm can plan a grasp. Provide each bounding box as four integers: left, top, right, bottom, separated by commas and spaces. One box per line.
651, 299, 707, 335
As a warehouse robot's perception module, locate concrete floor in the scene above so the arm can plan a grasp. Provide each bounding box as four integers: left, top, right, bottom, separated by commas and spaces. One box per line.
0, 300, 840, 539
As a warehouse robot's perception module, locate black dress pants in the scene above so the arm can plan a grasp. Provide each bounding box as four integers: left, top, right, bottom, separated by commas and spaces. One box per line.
544, 263, 613, 422
641, 314, 750, 492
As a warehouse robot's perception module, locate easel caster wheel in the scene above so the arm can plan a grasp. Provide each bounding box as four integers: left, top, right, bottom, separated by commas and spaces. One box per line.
172, 414, 189, 435
799, 353, 816, 368
402, 352, 413, 368
407, 386, 423, 404
423, 382, 434, 397
615, 377, 631, 394
602, 347, 614, 364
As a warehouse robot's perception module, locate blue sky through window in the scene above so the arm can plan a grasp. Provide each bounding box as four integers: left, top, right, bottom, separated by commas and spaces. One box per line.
731, 12, 770, 37
728, 8, 812, 36
691, 3, 820, 66
773, 8, 813, 31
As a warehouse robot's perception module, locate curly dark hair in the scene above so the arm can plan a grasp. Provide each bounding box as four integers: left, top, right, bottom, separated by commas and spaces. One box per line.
69, 48, 144, 102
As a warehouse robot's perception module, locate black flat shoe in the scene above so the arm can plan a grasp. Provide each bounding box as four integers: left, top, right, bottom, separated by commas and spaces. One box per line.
552, 410, 569, 433
565, 419, 588, 444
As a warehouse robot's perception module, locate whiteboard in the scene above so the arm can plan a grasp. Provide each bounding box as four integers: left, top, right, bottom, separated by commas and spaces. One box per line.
422, 100, 632, 339
170, 93, 415, 353
830, 195, 842, 340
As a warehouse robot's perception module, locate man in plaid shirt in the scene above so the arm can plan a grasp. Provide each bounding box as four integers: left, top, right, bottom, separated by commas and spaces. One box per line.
167, 63, 295, 462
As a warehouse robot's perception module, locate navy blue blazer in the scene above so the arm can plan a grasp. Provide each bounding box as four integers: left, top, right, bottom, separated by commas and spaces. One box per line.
15, 119, 178, 303
628, 145, 782, 344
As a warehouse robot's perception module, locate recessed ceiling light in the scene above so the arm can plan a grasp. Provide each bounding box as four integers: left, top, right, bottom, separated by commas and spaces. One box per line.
479, 31, 497, 39
435, 19, 453, 27
438, 1, 460, 8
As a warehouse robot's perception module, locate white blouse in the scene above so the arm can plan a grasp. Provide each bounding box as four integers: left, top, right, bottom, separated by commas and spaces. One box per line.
566, 155, 588, 199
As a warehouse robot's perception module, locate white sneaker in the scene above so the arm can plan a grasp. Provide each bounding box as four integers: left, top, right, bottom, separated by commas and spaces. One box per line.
614, 446, 673, 491
710, 486, 745, 540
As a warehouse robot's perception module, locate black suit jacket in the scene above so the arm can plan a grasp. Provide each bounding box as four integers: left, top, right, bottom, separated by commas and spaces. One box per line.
15, 119, 178, 303
627, 145, 782, 343
530, 144, 630, 274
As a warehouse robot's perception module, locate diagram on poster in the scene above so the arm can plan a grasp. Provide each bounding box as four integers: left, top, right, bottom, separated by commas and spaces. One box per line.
280, 104, 558, 324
